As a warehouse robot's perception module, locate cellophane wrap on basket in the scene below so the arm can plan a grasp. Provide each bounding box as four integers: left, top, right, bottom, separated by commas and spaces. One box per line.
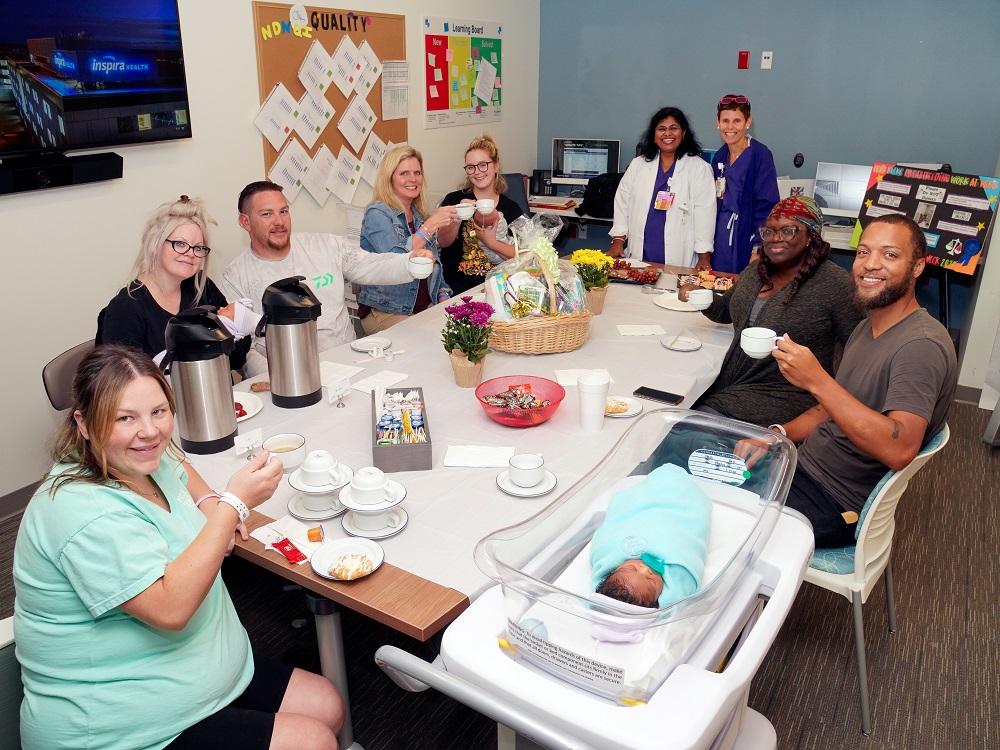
484, 214, 589, 320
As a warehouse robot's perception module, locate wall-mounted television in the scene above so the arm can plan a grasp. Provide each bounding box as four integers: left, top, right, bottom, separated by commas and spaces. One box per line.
0, 0, 192, 178
551, 138, 620, 186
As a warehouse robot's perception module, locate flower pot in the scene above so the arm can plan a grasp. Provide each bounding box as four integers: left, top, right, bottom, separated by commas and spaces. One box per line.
450, 350, 485, 388
587, 285, 609, 315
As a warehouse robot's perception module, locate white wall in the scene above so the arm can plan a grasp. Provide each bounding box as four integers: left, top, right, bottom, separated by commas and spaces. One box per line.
1, 0, 540, 497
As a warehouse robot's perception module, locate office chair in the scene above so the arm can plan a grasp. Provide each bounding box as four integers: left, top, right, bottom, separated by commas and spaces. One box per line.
503, 172, 531, 216
42, 341, 95, 410
805, 424, 950, 735
0, 617, 21, 750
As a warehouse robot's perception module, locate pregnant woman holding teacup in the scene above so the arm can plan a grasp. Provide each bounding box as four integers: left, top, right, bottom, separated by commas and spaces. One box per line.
679, 196, 863, 426
97, 196, 253, 373
13, 346, 344, 750
438, 132, 526, 294
357, 145, 455, 334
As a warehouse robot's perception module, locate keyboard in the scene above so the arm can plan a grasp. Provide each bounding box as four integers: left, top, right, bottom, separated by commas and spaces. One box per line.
822, 224, 855, 247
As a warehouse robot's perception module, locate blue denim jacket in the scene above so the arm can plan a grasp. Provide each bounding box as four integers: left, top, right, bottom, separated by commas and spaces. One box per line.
357, 201, 451, 315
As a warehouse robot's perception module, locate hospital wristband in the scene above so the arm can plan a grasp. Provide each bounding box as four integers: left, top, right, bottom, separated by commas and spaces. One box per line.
769, 424, 787, 437
194, 492, 220, 508
217, 492, 250, 524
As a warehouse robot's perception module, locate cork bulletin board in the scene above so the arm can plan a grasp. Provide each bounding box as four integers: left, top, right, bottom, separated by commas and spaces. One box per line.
251, 2, 407, 176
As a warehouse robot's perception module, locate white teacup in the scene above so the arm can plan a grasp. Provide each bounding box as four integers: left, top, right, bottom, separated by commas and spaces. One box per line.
263, 433, 306, 472
351, 509, 401, 532
687, 288, 714, 310
350, 466, 389, 505
408, 255, 434, 279
741, 327, 782, 359
455, 203, 476, 221
508, 454, 545, 488
302, 490, 338, 512
299, 450, 340, 487
476, 198, 495, 215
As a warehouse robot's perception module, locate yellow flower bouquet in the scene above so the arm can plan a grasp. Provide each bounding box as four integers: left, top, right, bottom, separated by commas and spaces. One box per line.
569, 249, 613, 290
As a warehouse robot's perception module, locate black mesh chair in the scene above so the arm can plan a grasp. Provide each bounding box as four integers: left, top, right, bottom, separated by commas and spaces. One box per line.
503, 172, 531, 217
42, 340, 95, 410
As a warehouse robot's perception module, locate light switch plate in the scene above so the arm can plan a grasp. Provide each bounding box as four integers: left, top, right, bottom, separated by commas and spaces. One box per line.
761, 51, 773, 69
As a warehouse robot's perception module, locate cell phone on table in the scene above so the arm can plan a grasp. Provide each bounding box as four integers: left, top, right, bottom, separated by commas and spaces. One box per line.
632, 386, 684, 405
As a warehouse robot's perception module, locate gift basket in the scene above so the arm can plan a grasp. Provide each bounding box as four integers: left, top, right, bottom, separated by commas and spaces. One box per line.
484, 214, 593, 354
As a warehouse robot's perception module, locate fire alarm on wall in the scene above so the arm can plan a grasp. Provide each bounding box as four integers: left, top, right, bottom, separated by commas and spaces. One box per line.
738, 50, 750, 70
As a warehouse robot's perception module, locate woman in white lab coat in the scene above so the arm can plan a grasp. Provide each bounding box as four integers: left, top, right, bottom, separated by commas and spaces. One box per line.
609, 107, 716, 270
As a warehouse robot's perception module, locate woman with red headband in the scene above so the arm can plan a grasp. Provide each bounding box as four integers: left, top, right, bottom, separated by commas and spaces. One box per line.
711, 95, 779, 274
680, 196, 863, 426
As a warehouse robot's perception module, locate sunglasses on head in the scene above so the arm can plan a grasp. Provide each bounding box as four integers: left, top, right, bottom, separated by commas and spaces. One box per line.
719, 95, 749, 106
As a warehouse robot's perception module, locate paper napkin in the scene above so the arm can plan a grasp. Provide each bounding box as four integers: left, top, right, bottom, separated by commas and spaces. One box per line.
351, 370, 408, 394
554, 368, 615, 387
616, 324, 666, 336
250, 516, 323, 563
444, 445, 516, 468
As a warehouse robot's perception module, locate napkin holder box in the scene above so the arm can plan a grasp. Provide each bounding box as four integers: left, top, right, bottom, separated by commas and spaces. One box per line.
370, 387, 433, 472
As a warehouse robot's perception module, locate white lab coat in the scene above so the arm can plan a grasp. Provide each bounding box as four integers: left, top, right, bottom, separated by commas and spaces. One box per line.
610, 153, 717, 266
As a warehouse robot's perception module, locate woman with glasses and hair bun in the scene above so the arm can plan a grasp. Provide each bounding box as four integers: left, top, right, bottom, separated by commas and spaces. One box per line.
679, 196, 862, 426
438, 132, 525, 294
711, 94, 779, 274
609, 106, 716, 269
97, 196, 251, 372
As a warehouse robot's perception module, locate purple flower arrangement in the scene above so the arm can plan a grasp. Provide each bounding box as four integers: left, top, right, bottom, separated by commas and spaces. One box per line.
441, 296, 495, 364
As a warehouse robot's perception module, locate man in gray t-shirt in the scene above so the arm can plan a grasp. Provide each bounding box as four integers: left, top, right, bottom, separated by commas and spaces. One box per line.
739, 214, 957, 547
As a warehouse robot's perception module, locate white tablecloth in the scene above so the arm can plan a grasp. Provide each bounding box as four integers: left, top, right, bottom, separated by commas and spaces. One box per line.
189, 283, 733, 599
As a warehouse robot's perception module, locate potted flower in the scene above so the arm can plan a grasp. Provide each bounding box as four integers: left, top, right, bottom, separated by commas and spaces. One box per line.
570, 249, 613, 314
442, 296, 495, 387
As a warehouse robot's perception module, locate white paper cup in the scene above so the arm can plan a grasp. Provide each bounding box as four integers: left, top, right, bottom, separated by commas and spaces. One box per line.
350, 466, 389, 505
455, 203, 476, 220
578, 373, 611, 432
302, 491, 337, 512
508, 454, 545, 488
300, 450, 340, 487
687, 288, 714, 310
408, 255, 434, 279
352, 509, 400, 531
476, 198, 495, 215
741, 327, 781, 359
262, 433, 305, 472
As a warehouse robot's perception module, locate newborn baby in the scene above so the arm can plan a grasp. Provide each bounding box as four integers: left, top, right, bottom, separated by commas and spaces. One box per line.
590, 464, 712, 608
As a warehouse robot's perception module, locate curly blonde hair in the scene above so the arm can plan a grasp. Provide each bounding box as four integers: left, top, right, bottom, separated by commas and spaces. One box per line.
461, 132, 508, 194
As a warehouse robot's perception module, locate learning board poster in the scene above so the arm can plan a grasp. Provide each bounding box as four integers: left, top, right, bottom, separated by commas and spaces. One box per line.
858, 163, 998, 275
423, 16, 502, 129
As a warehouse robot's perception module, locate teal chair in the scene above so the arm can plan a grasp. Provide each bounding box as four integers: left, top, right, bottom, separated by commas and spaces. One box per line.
0, 617, 21, 750
805, 425, 949, 735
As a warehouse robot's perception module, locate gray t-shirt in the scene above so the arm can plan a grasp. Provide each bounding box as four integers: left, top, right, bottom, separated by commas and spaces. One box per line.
798, 309, 957, 513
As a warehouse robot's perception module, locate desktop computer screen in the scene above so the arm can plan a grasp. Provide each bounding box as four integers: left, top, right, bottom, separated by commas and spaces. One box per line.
813, 162, 873, 219
551, 138, 620, 186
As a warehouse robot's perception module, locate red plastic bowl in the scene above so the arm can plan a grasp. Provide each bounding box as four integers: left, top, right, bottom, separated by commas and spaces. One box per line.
475, 376, 566, 428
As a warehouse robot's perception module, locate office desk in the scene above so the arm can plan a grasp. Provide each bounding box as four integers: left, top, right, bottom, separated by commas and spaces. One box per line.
189, 278, 733, 748
528, 194, 612, 224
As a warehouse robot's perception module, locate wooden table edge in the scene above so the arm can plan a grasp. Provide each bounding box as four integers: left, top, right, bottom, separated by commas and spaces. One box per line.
234, 511, 470, 642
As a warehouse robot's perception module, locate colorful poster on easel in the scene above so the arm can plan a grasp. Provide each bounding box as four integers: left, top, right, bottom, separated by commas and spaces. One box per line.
859, 163, 998, 275
423, 16, 502, 129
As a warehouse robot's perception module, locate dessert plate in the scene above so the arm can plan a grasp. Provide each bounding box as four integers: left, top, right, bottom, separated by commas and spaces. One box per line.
351, 336, 392, 353
342, 508, 409, 539
495, 469, 557, 498
653, 294, 697, 313
234, 392, 262, 422
287, 492, 345, 521
605, 396, 643, 418
660, 335, 702, 352
310, 538, 384, 580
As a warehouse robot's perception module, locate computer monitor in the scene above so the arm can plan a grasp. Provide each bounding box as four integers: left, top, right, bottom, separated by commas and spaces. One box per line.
551, 138, 620, 186
813, 162, 873, 220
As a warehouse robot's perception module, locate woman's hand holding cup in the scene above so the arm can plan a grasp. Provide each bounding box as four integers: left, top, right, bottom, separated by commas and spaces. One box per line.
225, 449, 283, 510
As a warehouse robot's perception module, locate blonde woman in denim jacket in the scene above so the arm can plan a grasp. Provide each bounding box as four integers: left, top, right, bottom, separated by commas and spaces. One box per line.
358, 146, 457, 334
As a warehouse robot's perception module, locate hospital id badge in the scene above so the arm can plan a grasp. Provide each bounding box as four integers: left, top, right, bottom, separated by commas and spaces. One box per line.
654, 190, 675, 211
715, 176, 726, 199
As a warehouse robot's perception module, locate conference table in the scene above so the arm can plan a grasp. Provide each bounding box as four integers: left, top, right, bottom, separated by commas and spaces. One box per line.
189, 267, 735, 748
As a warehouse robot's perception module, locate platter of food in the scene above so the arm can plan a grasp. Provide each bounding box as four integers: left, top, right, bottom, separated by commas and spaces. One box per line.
678, 270, 734, 292
609, 259, 661, 285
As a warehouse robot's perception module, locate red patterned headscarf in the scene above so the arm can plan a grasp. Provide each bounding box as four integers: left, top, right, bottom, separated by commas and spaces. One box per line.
767, 196, 824, 235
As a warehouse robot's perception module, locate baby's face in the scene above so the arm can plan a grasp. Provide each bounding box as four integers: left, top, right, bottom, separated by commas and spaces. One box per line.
615, 559, 663, 607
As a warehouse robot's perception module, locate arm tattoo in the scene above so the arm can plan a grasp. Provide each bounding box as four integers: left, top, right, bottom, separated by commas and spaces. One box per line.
890, 419, 900, 439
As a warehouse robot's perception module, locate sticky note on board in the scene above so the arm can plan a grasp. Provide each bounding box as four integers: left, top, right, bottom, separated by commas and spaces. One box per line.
472, 47, 480, 59
451, 93, 459, 106
451, 65, 458, 77
459, 74, 468, 86
434, 68, 443, 81
491, 52, 498, 64
460, 88, 469, 102
427, 52, 436, 66
476, 105, 482, 114
452, 80, 458, 92
466, 58, 473, 69
446, 49, 453, 61
495, 78, 502, 89
429, 85, 439, 98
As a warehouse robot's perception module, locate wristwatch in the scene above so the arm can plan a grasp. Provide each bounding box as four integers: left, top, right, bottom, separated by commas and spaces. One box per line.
217, 492, 250, 523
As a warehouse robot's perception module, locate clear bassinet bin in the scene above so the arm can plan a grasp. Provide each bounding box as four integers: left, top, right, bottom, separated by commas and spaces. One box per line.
473, 409, 795, 705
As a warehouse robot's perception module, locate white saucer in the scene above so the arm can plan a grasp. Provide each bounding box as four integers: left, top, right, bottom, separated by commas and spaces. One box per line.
496, 469, 557, 498
338, 479, 406, 512
287, 491, 346, 521
288, 465, 354, 494
351, 335, 392, 353
234, 391, 263, 422
342, 508, 409, 539
310, 538, 384, 580
653, 293, 698, 312
605, 396, 643, 418
660, 335, 702, 352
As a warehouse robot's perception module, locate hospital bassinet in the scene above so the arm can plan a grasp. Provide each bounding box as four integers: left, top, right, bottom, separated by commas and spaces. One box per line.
472, 409, 795, 705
